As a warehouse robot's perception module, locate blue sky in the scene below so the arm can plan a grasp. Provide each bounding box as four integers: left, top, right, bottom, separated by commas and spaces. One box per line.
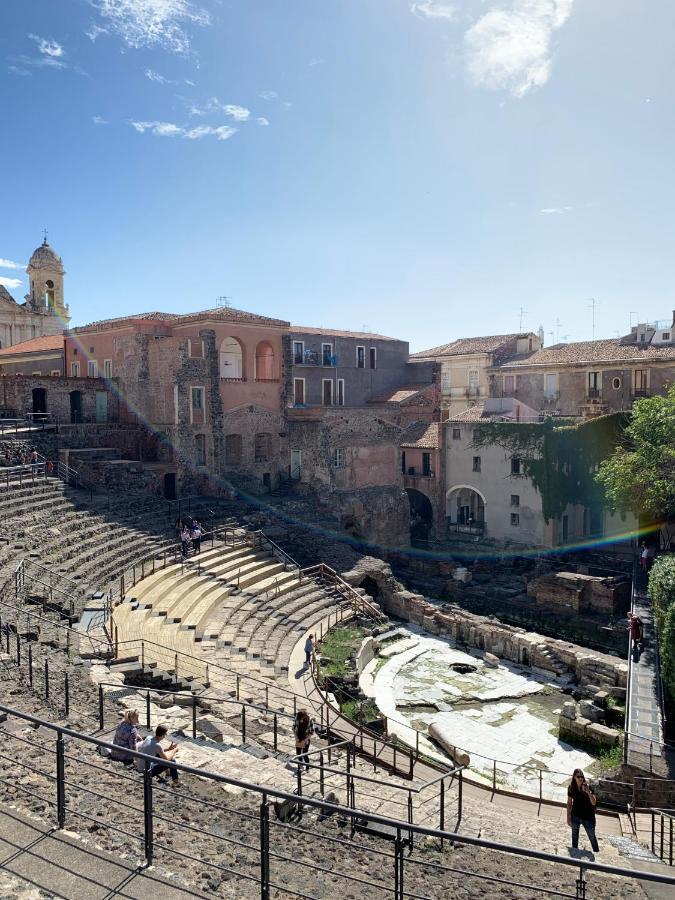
1, 1, 674, 351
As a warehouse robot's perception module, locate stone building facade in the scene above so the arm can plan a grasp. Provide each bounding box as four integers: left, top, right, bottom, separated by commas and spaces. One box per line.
0, 238, 70, 350
0, 335, 65, 378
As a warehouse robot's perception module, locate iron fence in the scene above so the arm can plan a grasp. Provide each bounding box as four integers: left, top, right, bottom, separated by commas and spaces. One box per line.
0, 704, 674, 900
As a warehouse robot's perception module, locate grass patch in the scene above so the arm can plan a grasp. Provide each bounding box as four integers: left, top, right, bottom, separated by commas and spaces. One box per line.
557, 728, 624, 774
342, 698, 380, 722
318, 625, 367, 680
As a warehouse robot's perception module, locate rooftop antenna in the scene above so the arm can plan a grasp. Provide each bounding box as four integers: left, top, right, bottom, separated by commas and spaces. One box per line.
629, 311, 639, 328
518, 306, 528, 331
587, 297, 599, 340
555, 318, 563, 343
216, 295, 232, 309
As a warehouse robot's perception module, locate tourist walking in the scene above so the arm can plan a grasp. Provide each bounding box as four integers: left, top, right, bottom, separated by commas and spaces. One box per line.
135, 724, 180, 783
293, 709, 313, 772
640, 542, 650, 574
180, 525, 190, 557
30, 448, 39, 473
46, 459, 54, 477
629, 614, 643, 652
191, 521, 202, 554
111, 710, 142, 763
304, 633, 315, 668
567, 769, 599, 853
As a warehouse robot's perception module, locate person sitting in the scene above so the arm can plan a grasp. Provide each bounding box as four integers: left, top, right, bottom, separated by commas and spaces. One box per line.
111, 709, 142, 763
135, 724, 180, 783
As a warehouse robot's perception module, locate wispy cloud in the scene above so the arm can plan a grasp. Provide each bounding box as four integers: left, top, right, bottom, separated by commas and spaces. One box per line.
259, 90, 278, 101
0, 259, 25, 270
92, 115, 109, 125
256, 117, 269, 127
29, 34, 65, 58
0, 276, 22, 290
145, 68, 168, 83
464, 0, 574, 98
94, 0, 211, 54
130, 120, 237, 141
539, 206, 572, 215
86, 24, 108, 43
410, 1, 456, 21
189, 98, 251, 120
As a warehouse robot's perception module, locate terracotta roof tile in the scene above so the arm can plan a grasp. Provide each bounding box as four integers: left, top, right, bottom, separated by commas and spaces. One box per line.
447, 404, 487, 422
0, 335, 63, 357
72, 306, 289, 333
499, 338, 675, 367
369, 384, 431, 403
411, 333, 531, 359
400, 421, 440, 448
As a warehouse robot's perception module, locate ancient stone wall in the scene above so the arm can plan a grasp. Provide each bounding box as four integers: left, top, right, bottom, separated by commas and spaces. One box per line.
527, 572, 630, 617
0, 374, 120, 423
342, 557, 628, 688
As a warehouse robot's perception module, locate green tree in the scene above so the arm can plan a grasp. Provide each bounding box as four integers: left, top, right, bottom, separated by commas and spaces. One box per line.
648, 554, 675, 701
596, 386, 675, 522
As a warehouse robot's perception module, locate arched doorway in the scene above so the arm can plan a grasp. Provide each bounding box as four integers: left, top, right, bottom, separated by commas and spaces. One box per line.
220, 337, 243, 379
446, 485, 486, 534
32, 388, 47, 420
69, 391, 82, 424
255, 341, 275, 380
406, 488, 433, 543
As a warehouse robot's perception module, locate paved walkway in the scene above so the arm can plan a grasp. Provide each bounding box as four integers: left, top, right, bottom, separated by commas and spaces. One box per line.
0, 807, 206, 900
627, 584, 667, 773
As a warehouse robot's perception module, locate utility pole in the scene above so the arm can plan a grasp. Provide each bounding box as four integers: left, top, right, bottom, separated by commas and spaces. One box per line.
588, 298, 599, 340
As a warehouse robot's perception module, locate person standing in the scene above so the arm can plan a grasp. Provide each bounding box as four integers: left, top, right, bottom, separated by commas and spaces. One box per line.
30, 448, 39, 473
304, 634, 314, 668
293, 709, 313, 772
180, 525, 190, 557
567, 769, 599, 853
191, 521, 202, 554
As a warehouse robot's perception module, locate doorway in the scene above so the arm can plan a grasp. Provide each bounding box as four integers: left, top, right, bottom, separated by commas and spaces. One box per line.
95, 391, 108, 423
32, 388, 47, 420
163, 472, 177, 500
290, 450, 302, 480
69, 391, 82, 424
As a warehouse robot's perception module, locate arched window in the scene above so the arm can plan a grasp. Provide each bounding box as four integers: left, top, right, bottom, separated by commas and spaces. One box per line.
220, 337, 243, 379
255, 341, 275, 380
45, 279, 55, 309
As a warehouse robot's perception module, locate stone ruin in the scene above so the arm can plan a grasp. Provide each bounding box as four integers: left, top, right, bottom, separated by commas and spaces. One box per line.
526, 571, 631, 618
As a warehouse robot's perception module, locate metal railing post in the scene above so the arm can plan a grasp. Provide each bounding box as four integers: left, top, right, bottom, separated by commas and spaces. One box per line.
319, 752, 325, 796
28, 643, 33, 686
56, 731, 66, 828
143, 761, 154, 864
576, 865, 587, 899
64, 673, 69, 716
15, 632, 20, 666
260, 795, 270, 900
98, 684, 104, 730
236, 675, 240, 701
44, 660, 49, 700
439, 777, 445, 847
273, 714, 278, 752
192, 694, 197, 739
242, 705, 246, 743
146, 691, 151, 729
458, 768, 463, 823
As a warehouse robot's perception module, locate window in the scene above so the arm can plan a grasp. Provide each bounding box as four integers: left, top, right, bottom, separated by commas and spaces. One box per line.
191, 387, 204, 410
662, 332, 671, 341
503, 374, 515, 394
422, 452, 431, 476
510, 513, 520, 526
588, 371, 600, 396
612, 377, 622, 390
195, 434, 206, 466
356, 345, 365, 368
334, 447, 345, 468
473, 428, 481, 442
511, 457, 521, 475
472, 456, 481, 472
71, 361, 80, 378
633, 369, 649, 394
87, 360, 98, 378
544, 373, 558, 397
293, 341, 304, 365
337, 378, 345, 406
511, 494, 520, 507
293, 378, 305, 405
188, 339, 204, 358
322, 343, 333, 366
322, 379, 334, 405
441, 370, 450, 392
225, 433, 242, 464
468, 369, 479, 390
254, 433, 272, 462
369, 347, 377, 370
104, 359, 113, 379
452, 428, 461, 440
220, 336, 243, 379
255, 341, 275, 379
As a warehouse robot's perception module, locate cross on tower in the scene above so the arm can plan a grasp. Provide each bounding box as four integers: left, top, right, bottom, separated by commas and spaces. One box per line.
42, 227, 48, 244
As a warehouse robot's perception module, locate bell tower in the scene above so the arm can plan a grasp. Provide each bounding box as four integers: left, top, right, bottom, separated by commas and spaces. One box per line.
25, 234, 70, 329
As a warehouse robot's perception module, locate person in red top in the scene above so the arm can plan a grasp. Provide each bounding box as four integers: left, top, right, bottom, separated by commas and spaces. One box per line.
629, 614, 643, 651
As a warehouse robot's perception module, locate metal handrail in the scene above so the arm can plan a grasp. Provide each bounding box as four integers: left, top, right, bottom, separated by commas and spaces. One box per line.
0, 703, 674, 893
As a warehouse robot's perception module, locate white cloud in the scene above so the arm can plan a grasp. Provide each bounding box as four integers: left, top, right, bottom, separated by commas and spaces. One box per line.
0, 276, 22, 290
94, 0, 210, 54
131, 120, 237, 141
223, 104, 250, 121
189, 98, 251, 120
259, 90, 278, 101
0, 258, 26, 270
410, 1, 456, 21
29, 34, 65, 58
256, 117, 269, 126
92, 115, 109, 125
86, 24, 108, 43
539, 206, 572, 215
465, 0, 574, 98
145, 68, 167, 83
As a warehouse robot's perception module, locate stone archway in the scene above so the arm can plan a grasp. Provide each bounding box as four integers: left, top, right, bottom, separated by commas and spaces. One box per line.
405, 488, 433, 543
446, 484, 486, 535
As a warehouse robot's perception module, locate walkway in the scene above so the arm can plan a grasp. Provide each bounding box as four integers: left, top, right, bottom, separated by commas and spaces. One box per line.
627, 582, 667, 774
0, 807, 205, 900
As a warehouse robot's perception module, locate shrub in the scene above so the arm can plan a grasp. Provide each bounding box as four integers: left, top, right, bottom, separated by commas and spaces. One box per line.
648, 554, 675, 701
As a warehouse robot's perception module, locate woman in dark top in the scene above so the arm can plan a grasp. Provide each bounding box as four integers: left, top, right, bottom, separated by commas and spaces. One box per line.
293, 709, 312, 772
567, 768, 599, 852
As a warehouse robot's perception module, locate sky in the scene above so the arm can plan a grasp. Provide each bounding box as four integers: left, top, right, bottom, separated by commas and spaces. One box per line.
1, 0, 674, 351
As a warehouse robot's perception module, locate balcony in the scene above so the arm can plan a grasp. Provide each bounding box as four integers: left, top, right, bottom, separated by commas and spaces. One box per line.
586, 387, 601, 399
404, 468, 435, 486
543, 392, 559, 405
632, 389, 651, 399
447, 521, 485, 536
294, 350, 337, 367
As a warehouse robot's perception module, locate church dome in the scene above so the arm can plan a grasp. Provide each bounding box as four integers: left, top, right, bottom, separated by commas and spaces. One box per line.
28, 239, 64, 272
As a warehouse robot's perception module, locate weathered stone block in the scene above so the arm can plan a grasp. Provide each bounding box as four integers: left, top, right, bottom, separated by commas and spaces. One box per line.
586, 723, 620, 747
